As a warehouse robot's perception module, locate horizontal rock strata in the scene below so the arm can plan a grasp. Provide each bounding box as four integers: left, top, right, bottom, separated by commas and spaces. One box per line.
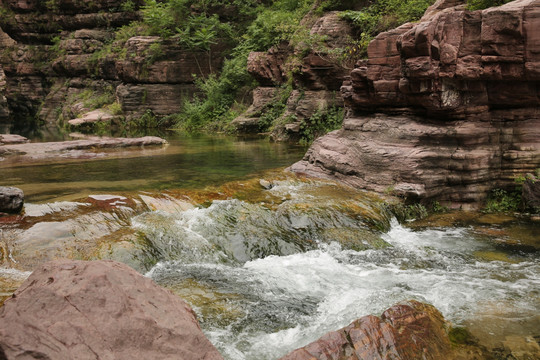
0, 1, 226, 126
291, 0, 540, 207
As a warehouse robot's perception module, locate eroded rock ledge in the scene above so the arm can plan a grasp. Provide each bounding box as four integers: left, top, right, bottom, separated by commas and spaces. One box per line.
0, 135, 167, 163
291, 0, 540, 208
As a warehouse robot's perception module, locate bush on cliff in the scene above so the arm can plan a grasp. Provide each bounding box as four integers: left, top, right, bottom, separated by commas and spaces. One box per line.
466, 0, 513, 11
340, 0, 434, 57
172, 0, 315, 131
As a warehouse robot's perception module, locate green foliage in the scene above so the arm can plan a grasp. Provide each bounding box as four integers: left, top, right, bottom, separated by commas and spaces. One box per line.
484, 188, 521, 213
299, 106, 344, 145
50, 35, 66, 57
121, 0, 137, 12
45, 0, 60, 12
130, 109, 161, 129
340, 0, 435, 57
448, 327, 476, 346
65, 85, 116, 115
430, 201, 448, 213
466, 0, 513, 11
257, 86, 293, 132
389, 202, 429, 222
105, 102, 123, 115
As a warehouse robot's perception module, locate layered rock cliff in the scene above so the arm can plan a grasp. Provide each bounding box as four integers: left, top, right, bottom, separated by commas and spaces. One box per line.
231, 11, 354, 140
291, 0, 540, 208
0, 0, 225, 130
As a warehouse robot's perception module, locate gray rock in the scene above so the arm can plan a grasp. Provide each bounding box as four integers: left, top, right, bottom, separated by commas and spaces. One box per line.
0, 186, 24, 214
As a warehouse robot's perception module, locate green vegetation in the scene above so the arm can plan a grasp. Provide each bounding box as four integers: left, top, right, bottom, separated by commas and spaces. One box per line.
257, 87, 292, 132
448, 326, 477, 346
340, 0, 434, 57
482, 172, 538, 213
299, 106, 344, 145
165, 0, 317, 131
388, 203, 429, 222
466, 0, 513, 11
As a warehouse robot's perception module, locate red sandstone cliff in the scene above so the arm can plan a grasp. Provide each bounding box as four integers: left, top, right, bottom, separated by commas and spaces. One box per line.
290, 0, 540, 208
0, 0, 226, 127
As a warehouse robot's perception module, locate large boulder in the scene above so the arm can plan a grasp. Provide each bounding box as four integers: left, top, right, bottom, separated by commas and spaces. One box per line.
0, 259, 224, 360
279, 300, 478, 360
0, 186, 24, 214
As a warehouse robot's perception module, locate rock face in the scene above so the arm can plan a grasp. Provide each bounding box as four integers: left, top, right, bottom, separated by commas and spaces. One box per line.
291, 0, 540, 208
0, 1, 226, 127
280, 300, 467, 360
233, 12, 353, 139
522, 173, 540, 212
0, 186, 23, 213
0, 259, 224, 360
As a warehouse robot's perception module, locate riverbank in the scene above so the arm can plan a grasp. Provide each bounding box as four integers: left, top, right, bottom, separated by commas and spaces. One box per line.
1, 163, 538, 359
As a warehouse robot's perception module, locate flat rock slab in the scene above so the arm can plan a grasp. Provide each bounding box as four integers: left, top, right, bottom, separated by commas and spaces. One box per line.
0, 186, 24, 214
0, 134, 28, 145
0, 135, 167, 162
68, 109, 117, 126
0, 259, 224, 360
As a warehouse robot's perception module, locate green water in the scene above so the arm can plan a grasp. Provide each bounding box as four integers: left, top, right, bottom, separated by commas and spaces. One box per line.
0, 132, 307, 202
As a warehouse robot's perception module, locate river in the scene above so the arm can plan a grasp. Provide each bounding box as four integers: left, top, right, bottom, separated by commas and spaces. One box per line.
1, 132, 539, 359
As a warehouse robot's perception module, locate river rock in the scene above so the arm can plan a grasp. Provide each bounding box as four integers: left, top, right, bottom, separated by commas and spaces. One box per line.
0, 134, 27, 144
67, 108, 117, 127
292, 0, 540, 208
0, 259, 224, 360
522, 174, 540, 213
0, 186, 24, 214
280, 300, 459, 360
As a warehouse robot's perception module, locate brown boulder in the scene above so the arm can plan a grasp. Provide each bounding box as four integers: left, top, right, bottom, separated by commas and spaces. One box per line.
247, 46, 290, 86
0, 259, 224, 360
280, 300, 458, 360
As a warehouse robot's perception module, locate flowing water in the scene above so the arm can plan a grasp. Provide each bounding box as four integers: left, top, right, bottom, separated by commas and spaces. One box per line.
0, 133, 539, 359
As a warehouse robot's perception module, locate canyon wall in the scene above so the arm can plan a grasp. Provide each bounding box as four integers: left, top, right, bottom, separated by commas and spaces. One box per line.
0, 0, 224, 129
291, 0, 540, 208
231, 12, 353, 140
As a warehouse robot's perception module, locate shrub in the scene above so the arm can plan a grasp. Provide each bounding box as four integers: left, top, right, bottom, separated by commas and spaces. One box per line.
340, 0, 435, 57
466, 0, 513, 11
299, 106, 344, 145
484, 188, 521, 213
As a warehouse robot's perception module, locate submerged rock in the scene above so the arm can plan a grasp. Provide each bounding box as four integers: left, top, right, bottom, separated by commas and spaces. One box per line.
279, 300, 486, 360
0, 186, 23, 214
0, 259, 224, 360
